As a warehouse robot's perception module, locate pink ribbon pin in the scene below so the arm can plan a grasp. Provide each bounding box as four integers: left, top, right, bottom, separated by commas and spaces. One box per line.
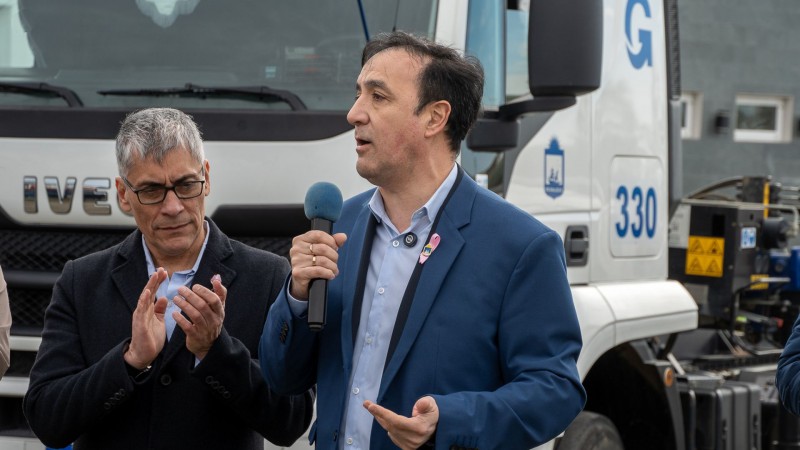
419, 233, 441, 264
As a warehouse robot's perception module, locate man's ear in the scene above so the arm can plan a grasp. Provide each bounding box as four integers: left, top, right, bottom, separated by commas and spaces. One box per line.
115, 177, 133, 213
424, 100, 451, 138
203, 159, 211, 196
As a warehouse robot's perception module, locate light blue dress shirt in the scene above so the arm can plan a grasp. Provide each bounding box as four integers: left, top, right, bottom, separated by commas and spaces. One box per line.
143, 220, 211, 341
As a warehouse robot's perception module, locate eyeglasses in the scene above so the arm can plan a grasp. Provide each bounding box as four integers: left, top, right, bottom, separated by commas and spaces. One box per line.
122, 169, 206, 205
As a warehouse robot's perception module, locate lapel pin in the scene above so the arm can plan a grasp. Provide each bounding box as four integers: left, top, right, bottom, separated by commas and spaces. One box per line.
419, 233, 441, 264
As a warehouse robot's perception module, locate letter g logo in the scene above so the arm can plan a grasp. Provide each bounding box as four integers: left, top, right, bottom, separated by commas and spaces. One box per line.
625, 0, 652, 69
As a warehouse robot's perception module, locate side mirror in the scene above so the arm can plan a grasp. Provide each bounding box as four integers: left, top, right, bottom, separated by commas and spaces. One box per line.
468, 0, 603, 152
500, 0, 603, 120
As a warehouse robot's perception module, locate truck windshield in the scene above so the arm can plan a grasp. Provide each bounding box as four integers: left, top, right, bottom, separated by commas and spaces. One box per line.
0, 0, 436, 110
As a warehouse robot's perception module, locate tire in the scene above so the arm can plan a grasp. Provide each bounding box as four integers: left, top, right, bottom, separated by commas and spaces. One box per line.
555, 411, 624, 450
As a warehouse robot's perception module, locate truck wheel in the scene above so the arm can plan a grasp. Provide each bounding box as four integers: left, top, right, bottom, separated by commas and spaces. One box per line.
556, 411, 624, 450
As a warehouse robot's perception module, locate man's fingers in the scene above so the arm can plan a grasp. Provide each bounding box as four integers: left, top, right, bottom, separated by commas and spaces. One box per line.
333, 232, 347, 247
364, 400, 403, 425
174, 293, 207, 328
288, 231, 348, 300
189, 283, 224, 316
137, 288, 152, 310
153, 297, 168, 317
290, 231, 344, 270
178, 285, 224, 325
364, 400, 434, 450
210, 274, 227, 307
173, 310, 193, 333
138, 268, 167, 309
147, 268, 167, 292
412, 396, 436, 416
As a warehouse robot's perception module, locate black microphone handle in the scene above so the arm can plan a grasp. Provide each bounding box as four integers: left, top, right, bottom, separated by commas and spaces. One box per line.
307, 218, 333, 331
307, 279, 327, 331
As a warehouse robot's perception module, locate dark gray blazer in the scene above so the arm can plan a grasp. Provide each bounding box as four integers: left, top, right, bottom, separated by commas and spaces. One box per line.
24, 219, 313, 450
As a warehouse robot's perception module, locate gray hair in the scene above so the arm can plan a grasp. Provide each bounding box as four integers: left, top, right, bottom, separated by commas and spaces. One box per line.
115, 108, 204, 177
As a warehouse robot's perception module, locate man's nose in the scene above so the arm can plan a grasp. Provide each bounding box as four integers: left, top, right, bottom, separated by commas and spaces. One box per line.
347, 97, 367, 126
160, 189, 184, 213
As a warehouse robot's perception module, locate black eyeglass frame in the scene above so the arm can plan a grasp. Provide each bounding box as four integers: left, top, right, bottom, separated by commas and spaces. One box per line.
121, 167, 206, 205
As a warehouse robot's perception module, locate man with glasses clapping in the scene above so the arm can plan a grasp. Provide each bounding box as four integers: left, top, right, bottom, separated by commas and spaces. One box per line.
24, 108, 314, 450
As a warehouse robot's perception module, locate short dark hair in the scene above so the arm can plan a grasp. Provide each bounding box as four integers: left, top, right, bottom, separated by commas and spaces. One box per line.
362, 31, 484, 153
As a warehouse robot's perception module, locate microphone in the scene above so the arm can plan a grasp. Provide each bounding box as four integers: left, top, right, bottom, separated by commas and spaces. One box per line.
303, 182, 343, 331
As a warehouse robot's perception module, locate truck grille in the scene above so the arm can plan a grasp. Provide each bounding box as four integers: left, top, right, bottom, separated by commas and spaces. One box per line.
0, 229, 130, 272
7, 287, 50, 336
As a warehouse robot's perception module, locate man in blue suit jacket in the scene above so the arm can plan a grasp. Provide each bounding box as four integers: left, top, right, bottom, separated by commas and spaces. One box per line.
260, 31, 585, 450
777, 317, 800, 414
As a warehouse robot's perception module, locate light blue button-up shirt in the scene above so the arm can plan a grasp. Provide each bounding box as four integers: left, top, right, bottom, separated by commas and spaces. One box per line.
143, 220, 210, 341
340, 164, 458, 450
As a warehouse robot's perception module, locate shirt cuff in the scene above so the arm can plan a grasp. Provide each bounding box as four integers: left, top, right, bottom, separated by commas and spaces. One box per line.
286, 282, 309, 318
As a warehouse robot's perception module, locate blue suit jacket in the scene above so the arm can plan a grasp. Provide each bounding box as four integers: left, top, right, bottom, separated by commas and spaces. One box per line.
260, 173, 585, 450
777, 317, 800, 414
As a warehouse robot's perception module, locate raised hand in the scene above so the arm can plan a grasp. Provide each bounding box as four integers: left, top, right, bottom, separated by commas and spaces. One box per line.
173, 274, 227, 360
125, 268, 168, 369
288, 230, 347, 300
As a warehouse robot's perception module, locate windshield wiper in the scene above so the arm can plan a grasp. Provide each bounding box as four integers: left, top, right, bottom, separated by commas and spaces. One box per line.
0, 82, 83, 107
98, 83, 307, 111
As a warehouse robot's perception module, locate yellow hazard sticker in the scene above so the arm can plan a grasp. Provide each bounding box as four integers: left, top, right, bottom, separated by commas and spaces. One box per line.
685, 236, 724, 277
750, 274, 768, 290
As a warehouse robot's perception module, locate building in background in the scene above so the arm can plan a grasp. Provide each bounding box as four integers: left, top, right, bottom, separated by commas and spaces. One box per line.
679, 0, 800, 196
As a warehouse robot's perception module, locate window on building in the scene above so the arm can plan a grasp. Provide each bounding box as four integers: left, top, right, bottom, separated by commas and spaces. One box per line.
680, 91, 703, 139
733, 94, 793, 143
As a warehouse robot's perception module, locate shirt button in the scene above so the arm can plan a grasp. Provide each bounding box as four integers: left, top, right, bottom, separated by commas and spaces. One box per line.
365, 336, 373, 344
377, 287, 385, 295
346, 437, 354, 445
392, 240, 399, 247
352, 387, 360, 395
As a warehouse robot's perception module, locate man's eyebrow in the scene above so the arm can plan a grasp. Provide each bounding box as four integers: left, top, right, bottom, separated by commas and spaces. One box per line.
136, 171, 202, 186
356, 79, 389, 93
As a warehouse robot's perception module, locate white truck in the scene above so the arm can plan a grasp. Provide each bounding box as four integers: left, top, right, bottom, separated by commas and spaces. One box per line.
1, 0, 798, 449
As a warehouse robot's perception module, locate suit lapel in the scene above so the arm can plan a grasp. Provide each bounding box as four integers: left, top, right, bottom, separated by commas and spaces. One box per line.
111, 230, 150, 314
378, 174, 476, 400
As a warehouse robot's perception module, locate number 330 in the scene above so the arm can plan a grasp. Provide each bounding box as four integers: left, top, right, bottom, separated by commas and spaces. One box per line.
615, 185, 656, 238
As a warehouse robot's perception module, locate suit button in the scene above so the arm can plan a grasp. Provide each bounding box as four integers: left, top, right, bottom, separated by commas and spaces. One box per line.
279, 322, 289, 343
160, 374, 172, 386
223, 391, 231, 399
103, 402, 111, 410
